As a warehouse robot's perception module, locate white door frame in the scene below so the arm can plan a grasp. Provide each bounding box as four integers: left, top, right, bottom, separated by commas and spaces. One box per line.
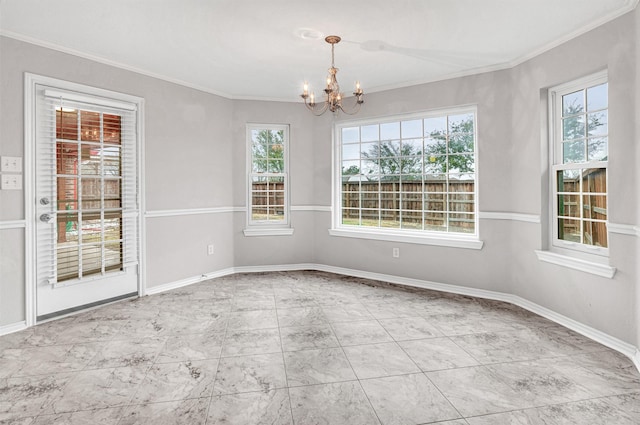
24, 73, 146, 326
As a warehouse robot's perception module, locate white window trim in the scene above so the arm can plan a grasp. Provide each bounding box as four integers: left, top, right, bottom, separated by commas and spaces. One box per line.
244, 123, 292, 237
331, 107, 482, 249
539, 70, 615, 277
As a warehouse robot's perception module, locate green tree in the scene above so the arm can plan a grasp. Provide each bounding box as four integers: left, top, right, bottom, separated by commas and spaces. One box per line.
252, 129, 284, 173
424, 117, 474, 174
341, 165, 361, 175
561, 102, 607, 163
362, 141, 422, 180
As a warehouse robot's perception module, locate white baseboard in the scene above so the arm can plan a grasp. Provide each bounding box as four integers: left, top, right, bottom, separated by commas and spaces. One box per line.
633, 349, 640, 372
7, 263, 640, 372
145, 264, 317, 295
0, 320, 27, 336
144, 267, 236, 295
205, 262, 640, 370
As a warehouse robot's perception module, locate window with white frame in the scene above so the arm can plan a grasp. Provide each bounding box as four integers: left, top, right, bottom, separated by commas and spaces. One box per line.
550, 72, 608, 254
246, 124, 289, 228
335, 108, 477, 237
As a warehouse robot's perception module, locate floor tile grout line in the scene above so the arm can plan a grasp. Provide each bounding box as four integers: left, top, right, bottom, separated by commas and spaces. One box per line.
329, 312, 384, 425
274, 291, 297, 424
203, 280, 235, 424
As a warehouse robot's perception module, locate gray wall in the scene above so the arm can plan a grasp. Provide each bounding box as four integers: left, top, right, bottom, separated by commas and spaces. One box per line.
0, 36, 236, 325
0, 7, 638, 352
314, 10, 639, 344
230, 100, 316, 267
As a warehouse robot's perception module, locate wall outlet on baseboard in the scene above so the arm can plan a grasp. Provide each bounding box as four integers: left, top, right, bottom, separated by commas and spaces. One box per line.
207, 244, 215, 255
392, 247, 400, 258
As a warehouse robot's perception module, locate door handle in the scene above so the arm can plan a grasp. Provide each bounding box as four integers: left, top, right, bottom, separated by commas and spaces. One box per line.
40, 213, 55, 224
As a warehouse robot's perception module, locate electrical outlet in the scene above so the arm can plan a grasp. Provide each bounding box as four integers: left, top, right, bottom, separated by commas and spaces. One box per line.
392, 247, 400, 258
1, 174, 22, 190
207, 244, 215, 255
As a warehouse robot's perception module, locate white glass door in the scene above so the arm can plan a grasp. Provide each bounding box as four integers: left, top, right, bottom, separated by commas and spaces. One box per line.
34, 83, 140, 320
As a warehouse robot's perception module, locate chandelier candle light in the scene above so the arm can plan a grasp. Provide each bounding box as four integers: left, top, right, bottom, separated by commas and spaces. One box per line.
301, 35, 364, 115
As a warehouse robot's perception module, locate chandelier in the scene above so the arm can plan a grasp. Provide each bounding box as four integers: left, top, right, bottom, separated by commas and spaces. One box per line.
300, 35, 364, 116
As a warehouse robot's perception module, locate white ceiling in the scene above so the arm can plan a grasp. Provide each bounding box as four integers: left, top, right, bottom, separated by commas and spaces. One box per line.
0, 0, 636, 101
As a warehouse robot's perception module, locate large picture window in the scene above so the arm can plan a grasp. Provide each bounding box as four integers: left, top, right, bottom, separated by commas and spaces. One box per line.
335, 108, 477, 238
246, 124, 289, 229
550, 72, 608, 254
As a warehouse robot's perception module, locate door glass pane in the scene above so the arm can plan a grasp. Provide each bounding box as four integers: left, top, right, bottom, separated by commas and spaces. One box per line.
105, 242, 123, 270
56, 109, 79, 140
55, 108, 124, 282
81, 178, 102, 210
80, 143, 101, 175
82, 244, 102, 276
103, 147, 121, 176
80, 111, 101, 142
104, 212, 122, 242
81, 213, 102, 243
57, 212, 78, 244
57, 246, 79, 281
103, 114, 121, 145
56, 177, 78, 210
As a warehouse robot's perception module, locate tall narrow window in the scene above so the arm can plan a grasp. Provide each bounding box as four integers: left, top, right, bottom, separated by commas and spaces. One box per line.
335, 108, 477, 238
550, 72, 608, 254
246, 124, 290, 232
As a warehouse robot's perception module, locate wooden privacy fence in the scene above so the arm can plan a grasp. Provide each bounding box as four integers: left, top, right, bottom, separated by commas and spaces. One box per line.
251, 180, 476, 229
340, 180, 474, 228
558, 167, 607, 246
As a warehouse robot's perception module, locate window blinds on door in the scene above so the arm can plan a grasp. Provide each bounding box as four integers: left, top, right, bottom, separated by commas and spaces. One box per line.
36, 85, 139, 286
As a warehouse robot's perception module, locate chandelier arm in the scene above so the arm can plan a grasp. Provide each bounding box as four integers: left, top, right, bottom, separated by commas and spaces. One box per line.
337, 97, 364, 115
303, 96, 330, 116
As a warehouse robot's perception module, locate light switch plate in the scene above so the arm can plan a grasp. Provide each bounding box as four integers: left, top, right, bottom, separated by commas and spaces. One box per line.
1, 174, 22, 190
1, 156, 22, 173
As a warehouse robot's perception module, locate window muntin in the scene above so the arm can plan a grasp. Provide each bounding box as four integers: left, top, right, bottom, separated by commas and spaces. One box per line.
337, 108, 477, 236
551, 74, 608, 253
247, 124, 289, 226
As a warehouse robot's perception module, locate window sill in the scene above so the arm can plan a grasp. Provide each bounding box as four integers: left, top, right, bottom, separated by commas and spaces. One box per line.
328, 228, 484, 250
534, 250, 616, 279
243, 228, 294, 237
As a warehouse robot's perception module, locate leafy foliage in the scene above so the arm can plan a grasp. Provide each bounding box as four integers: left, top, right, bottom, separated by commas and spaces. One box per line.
357, 116, 475, 178
561, 102, 607, 163
424, 117, 474, 174
362, 141, 422, 179
342, 165, 361, 175
252, 129, 284, 173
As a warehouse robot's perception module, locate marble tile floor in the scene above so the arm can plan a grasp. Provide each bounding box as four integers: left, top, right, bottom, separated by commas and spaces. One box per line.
1, 270, 639, 424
